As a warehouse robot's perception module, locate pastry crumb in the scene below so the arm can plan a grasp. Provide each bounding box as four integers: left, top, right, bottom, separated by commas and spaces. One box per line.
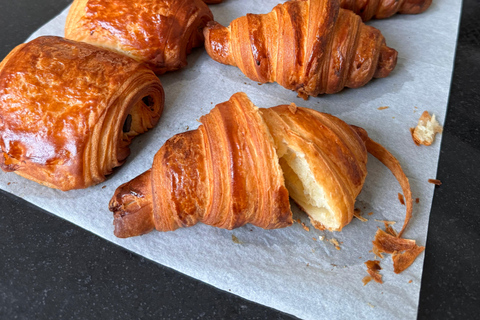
377, 106, 389, 110
398, 193, 405, 205
231, 234, 242, 244
428, 179, 442, 185
411, 111, 443, 146
353, 208, 368, 222
301, 222, 310, 232
415, 198, 420, 204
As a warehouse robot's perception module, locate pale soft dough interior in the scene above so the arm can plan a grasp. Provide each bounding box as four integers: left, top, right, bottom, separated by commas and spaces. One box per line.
278, 147, 340, 230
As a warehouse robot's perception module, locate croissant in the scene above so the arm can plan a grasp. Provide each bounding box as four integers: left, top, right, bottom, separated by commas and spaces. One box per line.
0, 36, 164, 191
109, 92, 412, 238
65, 0, 214, 74
200, 0, 432, 21
203, 0, 398, 99
340, 0, 433, 21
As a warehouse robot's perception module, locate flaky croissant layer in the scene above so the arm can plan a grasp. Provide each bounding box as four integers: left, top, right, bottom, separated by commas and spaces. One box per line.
0, 36, 165, 191
204, 0, 398, 99
65, 0, 214, 74
110, 92, 412, 238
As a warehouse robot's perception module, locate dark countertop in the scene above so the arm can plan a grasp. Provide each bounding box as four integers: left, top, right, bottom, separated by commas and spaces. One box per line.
1, 1, 479, 319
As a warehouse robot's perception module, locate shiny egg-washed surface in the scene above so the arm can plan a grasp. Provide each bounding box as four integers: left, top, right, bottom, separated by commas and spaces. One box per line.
65, 0, 213, 74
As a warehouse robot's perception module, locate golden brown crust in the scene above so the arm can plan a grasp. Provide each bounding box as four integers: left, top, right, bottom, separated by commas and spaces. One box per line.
110, 170, 155, 238
340, 0, 433, 21
0, 36, 164, 190
204, 0, 397, 98
110, 92, 293, 235
65, 0, 213, 74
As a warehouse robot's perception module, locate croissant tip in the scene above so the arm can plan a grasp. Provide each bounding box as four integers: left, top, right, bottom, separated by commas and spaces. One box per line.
374, 45, 398, 79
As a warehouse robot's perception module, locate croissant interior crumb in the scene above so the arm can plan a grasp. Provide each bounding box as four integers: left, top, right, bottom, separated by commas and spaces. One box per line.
279, 147, 340, 230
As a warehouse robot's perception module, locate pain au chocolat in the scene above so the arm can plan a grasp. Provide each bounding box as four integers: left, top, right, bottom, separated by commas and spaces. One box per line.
0, 36, 164, 191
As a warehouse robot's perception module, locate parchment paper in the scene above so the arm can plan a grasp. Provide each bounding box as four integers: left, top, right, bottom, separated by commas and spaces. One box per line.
0, 1, 461, 319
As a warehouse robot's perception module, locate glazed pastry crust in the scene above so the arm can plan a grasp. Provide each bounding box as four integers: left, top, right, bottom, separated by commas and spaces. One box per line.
0, 36, 164, 191
340, 0, 433, 21
203, 0, 398, 98
110, 93, 293, 237
65, 0, 214, 74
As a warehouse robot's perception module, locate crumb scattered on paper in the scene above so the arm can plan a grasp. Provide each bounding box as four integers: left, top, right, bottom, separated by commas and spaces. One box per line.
232, 235, 242, 244
415, 198, 420, 204
398, 193, 405, 205
353, 208, 368, 222
428, 179, 442, 185
377, 106, 389, 110
365, 260, 383, 284
363, 276, 372, 286
328, 238, 341, 250
372, 229, 425, 274
301, 222, 310, 232
411, 111, 443, 146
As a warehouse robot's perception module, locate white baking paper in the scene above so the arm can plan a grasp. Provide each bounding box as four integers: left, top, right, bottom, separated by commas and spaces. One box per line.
0, 1, 461, 319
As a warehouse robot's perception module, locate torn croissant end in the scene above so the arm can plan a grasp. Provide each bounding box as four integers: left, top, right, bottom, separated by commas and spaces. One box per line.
109, 92, 413, 238
411, 111, 443, 146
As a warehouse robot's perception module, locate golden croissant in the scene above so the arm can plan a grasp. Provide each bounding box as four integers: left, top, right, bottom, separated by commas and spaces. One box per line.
201, 0, 432, 21
0, 36, 164, 191
340, 0, 433, 21
203, 0, 398, 99
109, 92, 412, 238
65, 0, 214, 74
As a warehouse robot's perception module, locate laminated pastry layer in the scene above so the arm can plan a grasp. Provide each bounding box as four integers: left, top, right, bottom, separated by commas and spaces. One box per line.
260, 105, 368, 231
0, 36, 164, 191
65, 0, 214, 74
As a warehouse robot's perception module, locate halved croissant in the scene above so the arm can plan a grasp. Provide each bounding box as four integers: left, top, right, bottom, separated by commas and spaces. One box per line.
65, 0, 214, 74
0, 36, 164, 191
109, 92, 412, 238
340, 0, 433, 21
204, 0, 398, 99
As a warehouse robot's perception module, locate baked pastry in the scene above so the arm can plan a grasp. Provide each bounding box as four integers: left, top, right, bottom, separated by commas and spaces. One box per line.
410, 111, 443, 146
65, 0, 214, 74
340, 0, 433, 21
201, 0, 432, 21
203, 0, 398, 99
109, 92, 412, 238
0, 36, 164, 191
